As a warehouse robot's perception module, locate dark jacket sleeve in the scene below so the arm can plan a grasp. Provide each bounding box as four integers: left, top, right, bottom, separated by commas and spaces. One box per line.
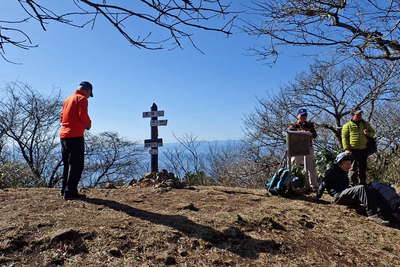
288, 122, 296, 131
317, 166, 337, 198
317, 167, 332, 199
309, 122, 318, 139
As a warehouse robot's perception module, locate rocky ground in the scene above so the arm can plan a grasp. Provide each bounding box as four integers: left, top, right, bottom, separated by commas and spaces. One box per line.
0, 184, 400, 266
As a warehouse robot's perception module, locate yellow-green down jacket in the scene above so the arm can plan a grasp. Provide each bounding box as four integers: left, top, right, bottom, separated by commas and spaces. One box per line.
341, 120, 375, 150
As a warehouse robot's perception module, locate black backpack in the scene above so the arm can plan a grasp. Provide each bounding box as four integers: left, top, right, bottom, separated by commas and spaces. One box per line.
366, 136, 377, 156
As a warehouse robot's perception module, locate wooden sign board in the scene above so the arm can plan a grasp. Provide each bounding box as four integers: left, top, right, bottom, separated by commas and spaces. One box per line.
142, 111, 165, 118
287, 131, 312, 156
150, 120, 168, 127
144, 138, 163, 148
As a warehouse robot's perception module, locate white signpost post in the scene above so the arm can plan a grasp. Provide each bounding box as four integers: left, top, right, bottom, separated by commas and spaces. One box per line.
143, 103, 168, 172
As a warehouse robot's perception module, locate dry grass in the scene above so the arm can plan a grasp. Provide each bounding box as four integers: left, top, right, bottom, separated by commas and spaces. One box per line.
0, 186, 399, 266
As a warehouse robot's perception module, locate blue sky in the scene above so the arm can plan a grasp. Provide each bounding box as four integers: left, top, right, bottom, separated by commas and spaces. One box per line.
0, 1, 313, 144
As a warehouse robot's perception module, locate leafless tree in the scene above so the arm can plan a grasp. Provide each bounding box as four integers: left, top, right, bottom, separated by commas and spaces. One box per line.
368, 102, 400, 183
162, 134, 278, 187
0, 82, 63, 186
1, 0, 236, 62
162, 133, 205, 179
0, 82, 147, 188
207, 142, 280, 188
83, 131, 146, 187
244, 1, 400, 62
244, 59, 400, 151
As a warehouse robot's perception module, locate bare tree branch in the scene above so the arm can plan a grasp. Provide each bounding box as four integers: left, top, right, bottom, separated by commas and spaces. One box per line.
0, 82, 63, 186
84, 132, 145, 187
244, 0, 400, 62
244, 59, 400, 152
1, 0, 236, 62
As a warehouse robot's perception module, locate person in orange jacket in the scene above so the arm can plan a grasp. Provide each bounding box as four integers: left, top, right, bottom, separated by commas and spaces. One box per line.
60, 81, 93, 200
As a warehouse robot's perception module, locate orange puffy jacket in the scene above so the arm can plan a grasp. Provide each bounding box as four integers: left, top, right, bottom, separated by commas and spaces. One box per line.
60, 90, 91, 138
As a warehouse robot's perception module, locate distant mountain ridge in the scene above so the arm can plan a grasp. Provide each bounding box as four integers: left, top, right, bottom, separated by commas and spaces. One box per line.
160, 139, 244, 153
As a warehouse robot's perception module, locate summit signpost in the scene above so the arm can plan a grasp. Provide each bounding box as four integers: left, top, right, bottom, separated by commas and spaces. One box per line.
143, 103, 168, 172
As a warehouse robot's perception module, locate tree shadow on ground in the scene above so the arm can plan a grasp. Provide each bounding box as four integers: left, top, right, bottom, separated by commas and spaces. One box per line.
82, 197, 287, 259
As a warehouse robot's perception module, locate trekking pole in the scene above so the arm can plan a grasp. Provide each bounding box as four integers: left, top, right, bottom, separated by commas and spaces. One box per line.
286, 131, 291, 171
279, 150, 288, 169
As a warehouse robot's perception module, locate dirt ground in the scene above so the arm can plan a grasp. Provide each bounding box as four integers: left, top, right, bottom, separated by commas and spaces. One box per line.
0, 186, 399, 266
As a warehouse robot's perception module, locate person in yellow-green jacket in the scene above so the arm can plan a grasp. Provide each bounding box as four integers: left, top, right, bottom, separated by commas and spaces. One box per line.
341, 107, 375, 185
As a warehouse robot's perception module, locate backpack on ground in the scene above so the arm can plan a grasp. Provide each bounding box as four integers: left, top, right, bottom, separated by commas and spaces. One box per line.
265, 168, 304, 196
369, 182, 400, 212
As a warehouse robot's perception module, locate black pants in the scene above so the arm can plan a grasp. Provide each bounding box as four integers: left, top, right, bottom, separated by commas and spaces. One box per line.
349, 149, 368, 185
61, 137, 85, 194
334, 185, 379, 216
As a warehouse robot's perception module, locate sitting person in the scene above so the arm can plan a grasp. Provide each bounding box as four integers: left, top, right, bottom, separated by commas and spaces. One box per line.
317, 152, 390, 225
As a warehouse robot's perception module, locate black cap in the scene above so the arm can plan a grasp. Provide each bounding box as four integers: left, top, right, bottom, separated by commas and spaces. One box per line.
79, 81, 93, 97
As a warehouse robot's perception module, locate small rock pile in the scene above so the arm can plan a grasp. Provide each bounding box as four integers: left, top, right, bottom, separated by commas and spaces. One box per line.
129, 169, 185, 192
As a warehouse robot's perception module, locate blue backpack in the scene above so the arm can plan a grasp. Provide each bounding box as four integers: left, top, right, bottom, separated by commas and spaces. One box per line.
265, 168, 303, 196
265, 168, 291, 195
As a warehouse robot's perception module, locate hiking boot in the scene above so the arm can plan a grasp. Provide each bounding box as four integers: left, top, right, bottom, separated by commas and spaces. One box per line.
367, 214, 390, 226
64, 192, 87, 200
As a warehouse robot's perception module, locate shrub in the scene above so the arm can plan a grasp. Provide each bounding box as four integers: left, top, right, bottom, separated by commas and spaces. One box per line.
183, 171, 214, 186
0, 162, 42, 188
315, 148, 341, 181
